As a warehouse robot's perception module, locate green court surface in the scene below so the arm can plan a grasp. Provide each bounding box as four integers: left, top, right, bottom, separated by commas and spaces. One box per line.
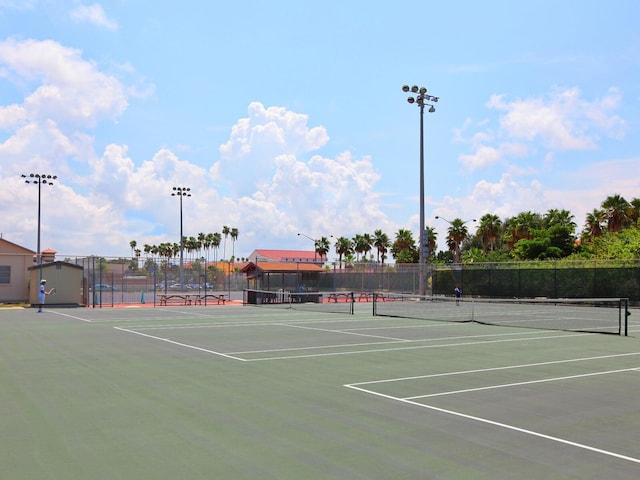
1, 303, 640, 479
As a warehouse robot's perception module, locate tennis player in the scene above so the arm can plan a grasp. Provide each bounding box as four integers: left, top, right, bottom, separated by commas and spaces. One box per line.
38, 279, 52, 312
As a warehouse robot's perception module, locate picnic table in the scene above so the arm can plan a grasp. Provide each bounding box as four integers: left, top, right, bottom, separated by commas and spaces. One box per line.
357, 292, 375, 302
194, 294, 226, 305
328, 293, 353, 303
159, 293, 226, 306
159, 294, 196, 306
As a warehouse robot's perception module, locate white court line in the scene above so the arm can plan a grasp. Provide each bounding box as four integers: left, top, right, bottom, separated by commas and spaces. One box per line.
111, 318, 639, 362
48, 310, 93, 322
278, 322, 410, 342
240, 332, 585, 361
348, 351, 640, 386
113, 326, 246, 361
229, 330, 563, 356
344, 383, 640, 465
405, 367, 640, 399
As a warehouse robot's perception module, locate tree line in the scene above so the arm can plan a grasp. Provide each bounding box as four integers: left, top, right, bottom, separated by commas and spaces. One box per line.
319, 194, 640, 265
128, 226, 241, 269
126, 194, 640, 270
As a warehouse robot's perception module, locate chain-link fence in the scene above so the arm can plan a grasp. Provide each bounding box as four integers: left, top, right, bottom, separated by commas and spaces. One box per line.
21, 255, 640, 306
68, 256, 246, 306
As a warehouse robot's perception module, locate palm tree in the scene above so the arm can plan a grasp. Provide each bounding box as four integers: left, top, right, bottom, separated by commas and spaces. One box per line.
503, 211, 541, 249
230, 227, 239, 262
477, 214, 502, 253
391, 229, 417, 263
352, 234, 366, 261
222, 225, 230, 260
315, 236, 331, 261
198, 232, 206, 259
444, 218, 472, 263
543, 209, 576, 229
583, 209, 606, 238
629, 198, 640, 227
334, 237, 353, 269
373, 229, 391, 264
211, 232, 222, 263
129, 240, 137, 258
361, 233, 373, 262
424, 226, 437, 261
602, 194, 630, 232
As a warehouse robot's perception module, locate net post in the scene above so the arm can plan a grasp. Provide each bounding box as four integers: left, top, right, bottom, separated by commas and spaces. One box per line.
372, 292, 379, 316
623, 298, 629, 336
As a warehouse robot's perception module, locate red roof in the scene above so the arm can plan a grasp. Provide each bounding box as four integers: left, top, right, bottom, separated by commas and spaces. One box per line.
241, 262, 324, 273
253, 249, 318, 261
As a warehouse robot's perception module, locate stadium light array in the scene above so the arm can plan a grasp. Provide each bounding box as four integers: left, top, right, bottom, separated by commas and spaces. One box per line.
172, 186, 191, 290
22, 173, 57, 282
402, 84, 439, 296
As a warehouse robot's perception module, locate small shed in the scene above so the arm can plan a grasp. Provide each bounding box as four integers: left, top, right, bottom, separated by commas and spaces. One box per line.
241, 261, 324, 291
28, 261, 84, 307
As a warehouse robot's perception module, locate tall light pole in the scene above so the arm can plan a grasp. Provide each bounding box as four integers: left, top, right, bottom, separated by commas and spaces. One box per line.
403, 85, 439, 296
22, 173, 57, 282
172, 186, 191, 290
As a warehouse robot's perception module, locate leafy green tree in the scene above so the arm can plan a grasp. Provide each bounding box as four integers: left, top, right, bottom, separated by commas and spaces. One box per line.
503, 211, 541, 249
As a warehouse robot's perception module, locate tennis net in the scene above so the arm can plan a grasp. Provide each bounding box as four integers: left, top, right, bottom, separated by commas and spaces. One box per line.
373, 293, 629, 335
243, 289, 354, 315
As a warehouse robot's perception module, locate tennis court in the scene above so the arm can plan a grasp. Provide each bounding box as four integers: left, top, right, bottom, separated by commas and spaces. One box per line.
1, 301, 639, 479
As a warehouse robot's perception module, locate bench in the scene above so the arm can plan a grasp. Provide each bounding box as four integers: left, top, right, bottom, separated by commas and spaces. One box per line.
159, 294, 194, 306
194, 294, 226, 305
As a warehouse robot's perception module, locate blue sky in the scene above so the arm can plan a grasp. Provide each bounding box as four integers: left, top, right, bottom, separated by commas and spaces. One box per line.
1, 1, 639, 260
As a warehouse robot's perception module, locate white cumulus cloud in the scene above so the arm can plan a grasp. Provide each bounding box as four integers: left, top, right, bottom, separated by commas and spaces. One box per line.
69, 4, 118, 30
